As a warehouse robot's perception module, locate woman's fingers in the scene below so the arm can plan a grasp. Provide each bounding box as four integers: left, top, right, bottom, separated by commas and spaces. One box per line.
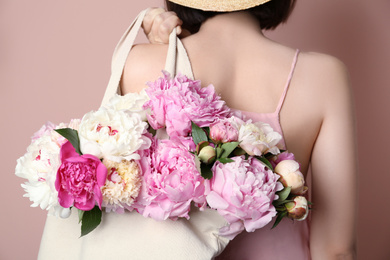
142, 8, 165, 37
143, 8, 183, 44
156, 12, 183, 43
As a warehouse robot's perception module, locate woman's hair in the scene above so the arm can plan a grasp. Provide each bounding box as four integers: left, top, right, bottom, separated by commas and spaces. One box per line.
165, 0, 296, 34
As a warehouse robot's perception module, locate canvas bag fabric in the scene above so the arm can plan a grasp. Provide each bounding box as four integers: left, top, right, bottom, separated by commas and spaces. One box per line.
38, 9, 229, 260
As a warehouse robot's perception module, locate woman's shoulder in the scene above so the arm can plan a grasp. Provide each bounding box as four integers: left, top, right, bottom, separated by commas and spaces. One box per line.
297, 51, 349, 88
294, 51, 351, 104
300, 51, 347, 73
122, 43, 170, 94
286, 50, 352, 136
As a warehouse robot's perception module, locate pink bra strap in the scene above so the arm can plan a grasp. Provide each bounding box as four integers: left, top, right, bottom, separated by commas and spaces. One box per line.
276, 49, 300, 113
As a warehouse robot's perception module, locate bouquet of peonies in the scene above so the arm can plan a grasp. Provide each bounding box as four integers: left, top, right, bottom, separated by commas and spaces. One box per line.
16, 71, 310, 238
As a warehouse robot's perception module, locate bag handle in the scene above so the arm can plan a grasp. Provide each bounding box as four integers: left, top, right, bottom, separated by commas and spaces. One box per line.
165, 27, 194, 80
101, 8, 194, 106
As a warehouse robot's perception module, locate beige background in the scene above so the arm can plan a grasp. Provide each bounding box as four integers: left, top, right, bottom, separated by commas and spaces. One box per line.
1, 0, 389, 259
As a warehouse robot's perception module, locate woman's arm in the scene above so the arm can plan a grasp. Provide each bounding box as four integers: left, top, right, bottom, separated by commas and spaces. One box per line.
309, 55, 357, 259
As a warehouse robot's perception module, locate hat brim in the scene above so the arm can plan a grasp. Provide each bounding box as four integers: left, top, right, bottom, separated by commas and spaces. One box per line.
168, 0, 273, 12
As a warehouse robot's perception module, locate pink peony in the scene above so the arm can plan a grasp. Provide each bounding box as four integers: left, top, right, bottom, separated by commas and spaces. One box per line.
143, 71, 231, 137
135, 137, 206, 221
171, 135, 196, 152
209, 118, 239, 144
55, 141, 107, 211
205, 156, 283, 239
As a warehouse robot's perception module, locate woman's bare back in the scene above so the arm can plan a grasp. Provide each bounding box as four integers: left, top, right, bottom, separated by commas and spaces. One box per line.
122, 10, 356, 259
123, 11, 341, 175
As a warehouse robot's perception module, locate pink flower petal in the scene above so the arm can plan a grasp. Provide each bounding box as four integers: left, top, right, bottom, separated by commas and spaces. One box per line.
206, 191, 229, 210
206, 156, 280, 239
57, 189, 74, 208
60, 141, 79, 161
56, 141, 107, 211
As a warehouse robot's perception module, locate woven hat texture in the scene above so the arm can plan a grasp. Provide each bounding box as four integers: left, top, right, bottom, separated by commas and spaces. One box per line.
168, 0, 273, 12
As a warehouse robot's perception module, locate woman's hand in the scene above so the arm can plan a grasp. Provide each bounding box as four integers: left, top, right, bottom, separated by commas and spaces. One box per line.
142, 7, 189, 44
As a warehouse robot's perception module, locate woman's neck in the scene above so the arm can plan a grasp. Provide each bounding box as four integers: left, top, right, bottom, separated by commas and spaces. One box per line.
198, 11, 265, 39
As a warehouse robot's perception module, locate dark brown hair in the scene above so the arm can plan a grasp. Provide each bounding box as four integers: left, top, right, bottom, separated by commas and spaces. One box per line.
165, 0, 296, 34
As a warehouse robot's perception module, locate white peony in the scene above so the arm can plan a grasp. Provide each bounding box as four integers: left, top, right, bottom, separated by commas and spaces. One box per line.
106, 89, 150, 121
21, 181, 57, 209
56, 118, 81, 132
78, 107, 151, 162
101, 159, 142, 213
238, 120, 282, 156
15, 120, 83, 218
15, 135, 69, 217
16, 121, 83, 218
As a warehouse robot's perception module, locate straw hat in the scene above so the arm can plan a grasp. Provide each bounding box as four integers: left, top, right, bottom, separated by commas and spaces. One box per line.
168, 0, 273, 12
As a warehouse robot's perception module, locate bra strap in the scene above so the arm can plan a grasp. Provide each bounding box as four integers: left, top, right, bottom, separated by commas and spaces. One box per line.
101, 8, 194, 107
275, 49, 300, 113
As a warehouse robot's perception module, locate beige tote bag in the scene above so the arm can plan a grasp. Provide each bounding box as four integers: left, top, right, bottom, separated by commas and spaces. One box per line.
38, 9, 229, 260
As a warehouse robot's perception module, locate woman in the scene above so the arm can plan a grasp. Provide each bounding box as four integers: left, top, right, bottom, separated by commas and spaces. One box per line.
38, 1, 356, 259
125, 1, 357, 259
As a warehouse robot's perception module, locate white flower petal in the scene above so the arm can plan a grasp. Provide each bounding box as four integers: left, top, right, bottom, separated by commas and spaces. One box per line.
78, 107, 151, 161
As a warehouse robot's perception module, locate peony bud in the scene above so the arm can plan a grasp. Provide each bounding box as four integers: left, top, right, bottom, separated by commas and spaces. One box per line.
209, 119, 239, 144
285, 196, 309, 221
269, 151, 296, 169
198, 145, 216, 164
59, 207, 72, 219
274, 160, 307, 195
196, 141, 210, 154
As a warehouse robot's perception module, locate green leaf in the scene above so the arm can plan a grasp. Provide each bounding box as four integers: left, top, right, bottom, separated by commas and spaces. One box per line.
78, 209, 84, 224
80, 206, 102, 237
216, 147, 223, 159
204, 127, 210, 138
275, 206, 286, 212
273, 199, 294, 207
148, 127, 157, 136
263, 152, 274, 159
55, 128, 82, 155
220, 142, 239, 159
191, 122, 208, 145
217, 158, 234, 164
233, 147, 246, 156
276, 187, 291, 202
256, 156, 274, 171
200, 163, 213, 179
272, 211, 287, 229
